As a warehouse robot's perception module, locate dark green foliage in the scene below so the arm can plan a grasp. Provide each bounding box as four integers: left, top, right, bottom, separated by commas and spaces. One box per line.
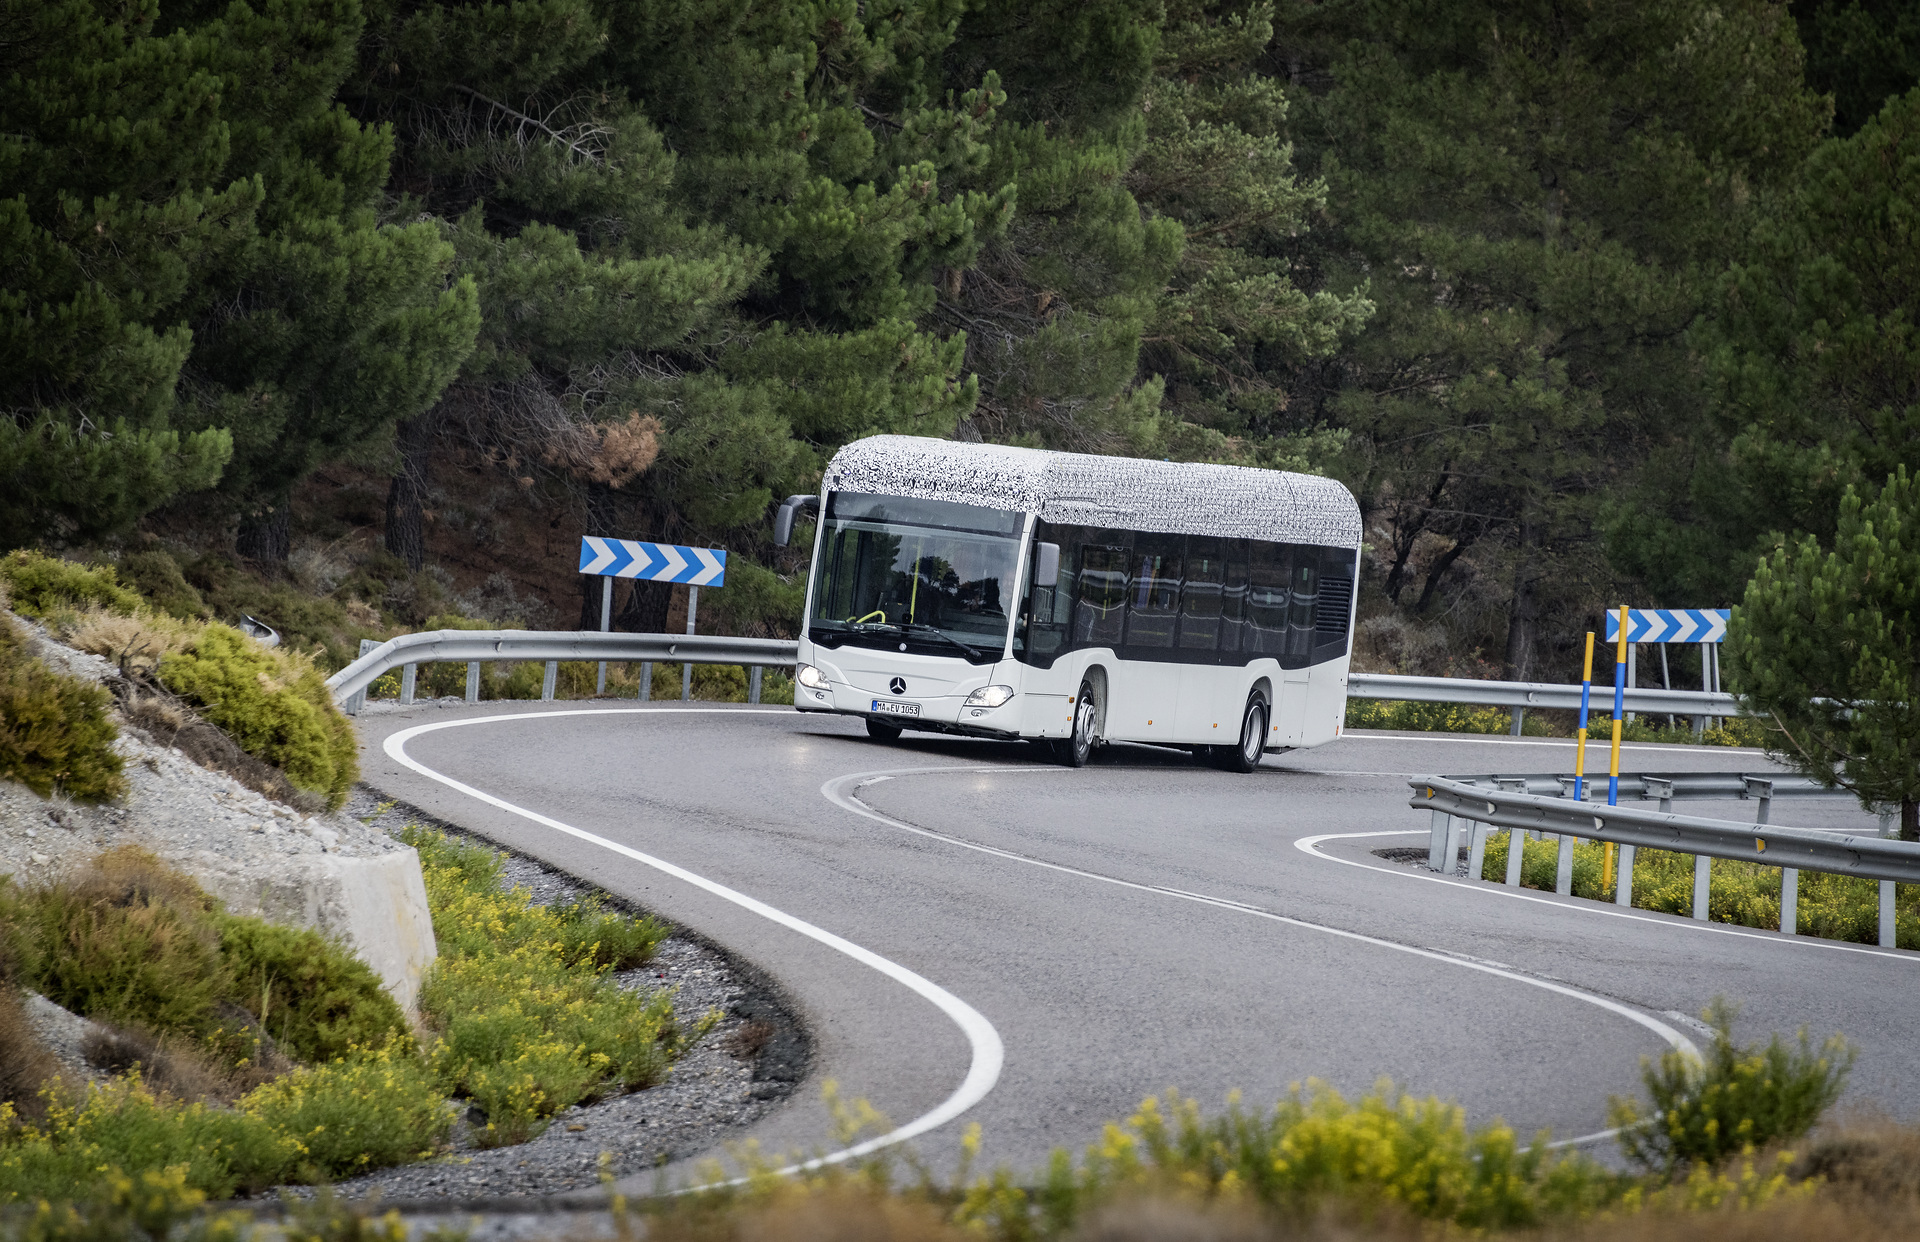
1726, 469, 1920, 838
113, 550, 211, 622
1793, 0, 1920, 135
157, 625, 358, 810
0, 551, 144, 620
0, 615, 125, 802
1611, 998, 1854, 1175
551, 896, 670, 972
216, 915, 410, 1065
1615, 90, 1920, 606
8, 848, 232, 1040
1277, 0, 1828, 677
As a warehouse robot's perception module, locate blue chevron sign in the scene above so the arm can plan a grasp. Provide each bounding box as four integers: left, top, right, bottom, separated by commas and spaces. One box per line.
1605, 608, 1730, 644
577, 537, 726, 586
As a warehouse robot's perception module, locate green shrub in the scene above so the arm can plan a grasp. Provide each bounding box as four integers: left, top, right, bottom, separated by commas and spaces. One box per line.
10, 849, 232, 1041
0, 1076, 300, 1202
157, 625, 358, 810
216, 916, 410, 1065
115, 550, 211, 622
399, 826, 682, 1140
1472, 836, 1920, 948
1345, 698, 1552, 736
239, 1042, 454, 1179
0, 617, 125, 802
0, 551, 143, 620
1611, 999, 1853, 1175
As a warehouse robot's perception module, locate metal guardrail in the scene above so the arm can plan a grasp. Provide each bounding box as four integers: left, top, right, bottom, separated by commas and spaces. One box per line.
1408, 774, 1917, 948
325, 630, 799, 713
326, 637, 1739, 719
1348, 672, 1739, 717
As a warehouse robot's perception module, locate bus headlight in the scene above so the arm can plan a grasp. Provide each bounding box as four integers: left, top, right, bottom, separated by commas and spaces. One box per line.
964, 685, 1014, 708
796, 664, 829, 690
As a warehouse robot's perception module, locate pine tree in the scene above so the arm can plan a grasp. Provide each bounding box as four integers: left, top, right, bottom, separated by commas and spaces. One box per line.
1611, 88, 1920, 607
1727, 469, 1920, 839
0, 0, 241, 545
1271, 0, 1828, 676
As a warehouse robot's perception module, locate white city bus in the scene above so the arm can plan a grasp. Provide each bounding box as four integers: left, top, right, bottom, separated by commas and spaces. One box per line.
773, 435, 1362, 770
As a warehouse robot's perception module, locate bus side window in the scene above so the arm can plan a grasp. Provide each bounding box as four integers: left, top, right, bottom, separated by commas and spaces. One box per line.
1125, 533, 1181, 649
1074, 544, 1129, 648
1288, 551, 1318, 666
1245, 540, 1289, 656
1217, 540, 1249, 656
1179, 536, 1225, 651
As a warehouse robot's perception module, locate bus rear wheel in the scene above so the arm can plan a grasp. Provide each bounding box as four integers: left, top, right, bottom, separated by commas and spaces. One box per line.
866, 718, 903, 743
1216, 695, 1267, 773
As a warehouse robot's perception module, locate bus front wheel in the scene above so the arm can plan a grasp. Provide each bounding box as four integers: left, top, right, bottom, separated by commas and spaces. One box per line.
1058, 681, 1098, 767
1216, 695, 1267, 773
866, 719, 904, 743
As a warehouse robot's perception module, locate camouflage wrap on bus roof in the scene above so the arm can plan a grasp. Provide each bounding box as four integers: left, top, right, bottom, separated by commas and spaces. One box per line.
822, 435, 1363, 549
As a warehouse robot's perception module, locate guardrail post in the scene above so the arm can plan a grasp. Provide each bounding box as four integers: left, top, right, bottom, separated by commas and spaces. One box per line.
401, 663, 417, 706
1881, 882, 1897, 948
1780, 867, 1797, 935
1614, 844, 1636, 907
1508, 707, 1523, 736
345, 639, 376, 715
1504, 825, 1526, 886
1692, 854, 1711, 920
1444, 816, 1466, 874
639, 661, 652, 701
540, 661, 557, 702
465, 661, 480, 703
1467, 821, 1489, 882
1428, 810, 1450, 871
1745, 777, 1774, 825
1644, 776, 1674, 813
748, 665, 763, 705
1555, 836, 1575, 896
1880, 808, 1897, 838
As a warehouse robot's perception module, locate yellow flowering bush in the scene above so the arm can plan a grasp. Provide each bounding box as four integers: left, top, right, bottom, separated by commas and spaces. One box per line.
240, 1040, 455, 1179
401, 827, 689, 1144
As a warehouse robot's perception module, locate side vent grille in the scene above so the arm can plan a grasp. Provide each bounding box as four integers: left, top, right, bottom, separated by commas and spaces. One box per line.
1315, 577, 1353, 636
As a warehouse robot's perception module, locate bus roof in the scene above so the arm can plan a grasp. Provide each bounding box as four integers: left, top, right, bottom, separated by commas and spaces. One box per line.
823, 435, 1362, 550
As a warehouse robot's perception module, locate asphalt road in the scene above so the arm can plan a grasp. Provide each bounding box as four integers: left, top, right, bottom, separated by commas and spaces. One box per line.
351, 701, 1916, 1191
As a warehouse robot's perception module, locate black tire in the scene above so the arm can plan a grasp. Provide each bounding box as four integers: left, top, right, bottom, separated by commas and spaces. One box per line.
1059, 679, 1098, 767
866, 718, 903, 742
1219, 695, 1268, 773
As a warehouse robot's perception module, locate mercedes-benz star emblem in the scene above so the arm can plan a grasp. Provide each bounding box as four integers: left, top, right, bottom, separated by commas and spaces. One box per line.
888, 677, 907, 695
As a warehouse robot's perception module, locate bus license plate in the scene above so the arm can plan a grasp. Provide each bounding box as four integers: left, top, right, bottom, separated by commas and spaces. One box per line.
872, 699, 920, 717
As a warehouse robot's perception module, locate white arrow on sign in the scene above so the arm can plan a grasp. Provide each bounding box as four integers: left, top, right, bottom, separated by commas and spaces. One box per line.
618, 543, 656, 579
656, 544, 689, 580
689, 548, 725, 586
581, 536, 617, 575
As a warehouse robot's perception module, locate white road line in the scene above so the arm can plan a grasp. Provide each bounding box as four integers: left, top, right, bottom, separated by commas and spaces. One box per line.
382, 709, 1005, 1177
821, 764, 1701, 1147
1296, 830, 1918, 963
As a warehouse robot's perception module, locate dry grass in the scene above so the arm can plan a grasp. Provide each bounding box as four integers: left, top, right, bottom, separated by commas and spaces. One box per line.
0, 983, 63, 1119
54, 607, 193, 677
80, 1016, 290, 1104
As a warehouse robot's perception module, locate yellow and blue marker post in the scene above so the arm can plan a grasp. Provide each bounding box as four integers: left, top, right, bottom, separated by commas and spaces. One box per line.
1572, 631, 1595, 800
1602, 605, 1629, 892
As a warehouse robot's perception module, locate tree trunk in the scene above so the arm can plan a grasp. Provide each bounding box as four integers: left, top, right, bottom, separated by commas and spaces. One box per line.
617, 579, 673, 633
1414, 533, 1474, 615
1503, 516, 1541, 681
576, 481, 622, 630
1903, 796, 1918, 843
236, 503, 290, 564
385, 414, 434, 572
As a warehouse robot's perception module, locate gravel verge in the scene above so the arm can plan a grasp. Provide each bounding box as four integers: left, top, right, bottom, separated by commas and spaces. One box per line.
291, 789, 811, 1205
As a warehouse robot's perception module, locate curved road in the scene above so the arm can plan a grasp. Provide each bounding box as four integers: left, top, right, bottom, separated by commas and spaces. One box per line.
351, 702, 1916, 1189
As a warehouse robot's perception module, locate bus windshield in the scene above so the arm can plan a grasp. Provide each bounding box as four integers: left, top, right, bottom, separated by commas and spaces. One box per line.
808, 493, 1024, 664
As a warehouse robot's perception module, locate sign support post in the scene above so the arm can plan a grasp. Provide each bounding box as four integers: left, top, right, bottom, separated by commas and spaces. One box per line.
682, 585, 699, 701
597, 577, 612, 694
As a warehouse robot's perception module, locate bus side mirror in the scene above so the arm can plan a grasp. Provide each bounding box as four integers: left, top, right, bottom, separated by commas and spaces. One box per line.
773, 494, 819, 547
1035, 542, 1060, 587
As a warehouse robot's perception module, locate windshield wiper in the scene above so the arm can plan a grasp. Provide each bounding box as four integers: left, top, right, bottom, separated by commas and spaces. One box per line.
896, 622, 987, 661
